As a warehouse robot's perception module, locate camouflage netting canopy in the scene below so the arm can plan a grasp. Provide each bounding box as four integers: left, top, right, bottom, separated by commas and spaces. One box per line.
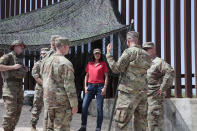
0, 0, 126, 51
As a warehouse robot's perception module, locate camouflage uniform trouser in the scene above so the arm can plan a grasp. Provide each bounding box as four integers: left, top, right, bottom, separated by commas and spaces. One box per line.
43, 107, 72, 131
147, 94, 164, 131
114, 90, 147, 131
2, 91, 24, 131
31, 84, 43, 126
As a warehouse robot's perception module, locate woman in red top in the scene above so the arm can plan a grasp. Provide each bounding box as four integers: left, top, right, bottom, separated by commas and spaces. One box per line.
78, 48, 108, 131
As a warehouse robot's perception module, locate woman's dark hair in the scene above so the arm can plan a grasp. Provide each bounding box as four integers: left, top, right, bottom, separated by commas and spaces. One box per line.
90, 53, 103, 62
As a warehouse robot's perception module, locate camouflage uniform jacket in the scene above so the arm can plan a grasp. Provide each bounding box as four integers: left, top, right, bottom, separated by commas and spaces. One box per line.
147, 57, 174, 95
40, 54, 78, 109
32, 48, 55, 81
106, 45, 151, 93
44, 48, 56, 60
32, 60, 43, 92
0, 51, 26, 97
32, 60, 42, 80
34, 48, 56, 96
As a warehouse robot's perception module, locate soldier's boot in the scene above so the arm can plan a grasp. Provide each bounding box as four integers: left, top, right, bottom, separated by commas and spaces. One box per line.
31, 124, 37, 131
78, 127, 86, 131
3, 127, 14, 131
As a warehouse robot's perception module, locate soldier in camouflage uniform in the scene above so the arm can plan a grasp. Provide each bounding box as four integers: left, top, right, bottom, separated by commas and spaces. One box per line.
0, 40, 27, 131
40, 37, 78, 131
44, 35, 61, 59
142, 42, 174, 131
30, 35, 60, 131
31, 48, 49, 131
106, 31, 151, 131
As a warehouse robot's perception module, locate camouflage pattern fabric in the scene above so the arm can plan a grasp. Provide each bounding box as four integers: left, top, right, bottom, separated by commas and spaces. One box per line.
147, 57, 174, 131
147, 95, 164, 131
31, 84, 43, 126
31, 48, 56, 126
2, 93, 24, 131
106, 45, 151, 131
0, 0, 125, 51
43, 48, 56, 60
114, 91, 147, 131
32, 60, 42, 80
43, 108, 72, 131
40, 54, 78, 130
0, 51, 26, 130
31, 60, 43, 126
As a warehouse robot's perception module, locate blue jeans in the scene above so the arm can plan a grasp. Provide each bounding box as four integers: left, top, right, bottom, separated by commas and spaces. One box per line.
81, 83, 104, 130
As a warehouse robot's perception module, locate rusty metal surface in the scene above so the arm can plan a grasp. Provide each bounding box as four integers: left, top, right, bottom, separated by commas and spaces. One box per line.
184, 0, 192, 98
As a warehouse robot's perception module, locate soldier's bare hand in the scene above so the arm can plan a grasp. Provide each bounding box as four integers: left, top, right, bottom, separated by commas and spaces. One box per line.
25, 67, 28, 72
101, 87, 106, 96
12, 64, 22, 70
107, 43, 113, 53
155, 89, 162, 97
85, 86, 88, 94
36, 78, 43, 86
72, 107, 78, 114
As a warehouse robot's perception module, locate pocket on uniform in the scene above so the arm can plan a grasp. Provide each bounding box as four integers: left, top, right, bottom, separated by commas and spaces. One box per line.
44, 110, 48, 120
151, 108, 162, 116
114, 108, 128, 123
65, 109, 72, 121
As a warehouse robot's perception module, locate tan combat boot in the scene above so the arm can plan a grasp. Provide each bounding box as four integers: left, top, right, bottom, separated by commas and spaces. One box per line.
31, 124, 37, 131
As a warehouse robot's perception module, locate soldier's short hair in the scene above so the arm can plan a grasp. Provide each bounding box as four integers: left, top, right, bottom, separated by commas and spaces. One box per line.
55, 37, 70, 48
50, 35, 61, 42
126, 31, 139, 42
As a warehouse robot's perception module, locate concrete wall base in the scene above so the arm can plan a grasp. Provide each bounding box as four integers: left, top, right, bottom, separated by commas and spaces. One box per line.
88, 98, 197, 131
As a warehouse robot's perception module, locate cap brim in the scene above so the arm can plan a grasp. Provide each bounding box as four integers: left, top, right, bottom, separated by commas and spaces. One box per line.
143, 47, 153, 49
10, 43, 26, 50
94, 51, 101, 54
40, 52, 47, 54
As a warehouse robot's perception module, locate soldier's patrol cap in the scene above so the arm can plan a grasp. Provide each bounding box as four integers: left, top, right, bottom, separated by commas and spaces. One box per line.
127, 31, 139, 41
40, 48, 49, 54
93, 48, 101, 54
142, 42, 155, 49
10, 40, 26, 50
50, 35, 61, 41
55, 37, 70, 47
